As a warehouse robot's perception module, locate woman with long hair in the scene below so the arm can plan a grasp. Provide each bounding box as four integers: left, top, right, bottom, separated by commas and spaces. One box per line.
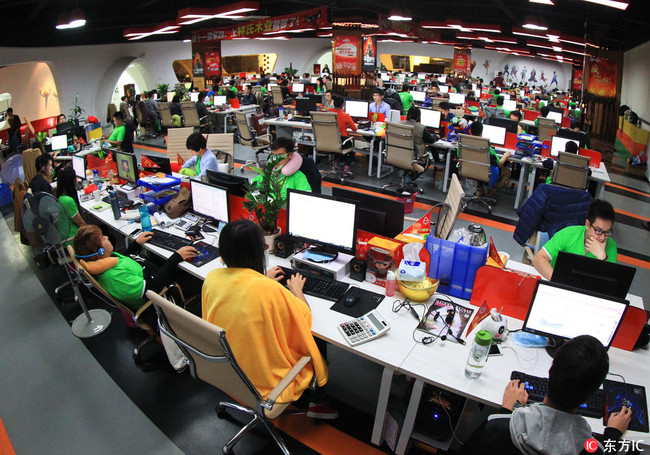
55, 167, 86, 242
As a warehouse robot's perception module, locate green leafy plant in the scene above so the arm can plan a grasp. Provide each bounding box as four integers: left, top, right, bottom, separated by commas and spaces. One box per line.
157, 83, 169, 99
243, 153, 287, 235
174, 83, 189, 101
284, 63, 298, 77
69, 94, 85, 124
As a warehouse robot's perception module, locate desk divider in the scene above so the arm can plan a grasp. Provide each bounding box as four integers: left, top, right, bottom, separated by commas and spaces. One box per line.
504, 132, 518, 150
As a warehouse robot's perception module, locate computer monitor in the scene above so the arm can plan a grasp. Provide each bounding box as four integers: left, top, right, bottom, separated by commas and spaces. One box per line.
292, 83, 305, 93
557, 129, 588, 149
55, 122, 75, 137
448, 93, 465, 105
214, 95, 227, 106
547, 105, 564, 115
438, 85, 449, 94
551, 252, 636, 300
51, 134, 68, 151
381, 74, 390, 81
141, 154, 172, 175
166, 92, 175, 102
189, 92, 200, 102
519, 90, 526, 99
411, 91, 426, 102
472, 83, 478, 92
501, 93, 511, 101
295, 96, 319, 116
331, 187, 405, 238
437, 75, 447, 83
420, 109, 441, 128
72, 155, 86, 180
481, 124, 507, 146
345, 100, 369, 118
503, 100, 517, 112
546, 111, 563, 124
286, 189, 357, 258
487, 117, 519, 134
418, 73, 427, 80
310, 76, 319, 83
522, 280, 628, 355
190, 179, 230, 224
115, 151, 138, 184
205, 169, 248, 198
550, 136, 579, 157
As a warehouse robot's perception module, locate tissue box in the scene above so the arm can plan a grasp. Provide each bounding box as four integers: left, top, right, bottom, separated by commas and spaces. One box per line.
397, 259, 426, 282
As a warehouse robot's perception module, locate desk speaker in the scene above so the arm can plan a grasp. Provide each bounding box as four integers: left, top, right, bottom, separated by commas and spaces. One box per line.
350, 258, 367, 281
274, 234, 294, 258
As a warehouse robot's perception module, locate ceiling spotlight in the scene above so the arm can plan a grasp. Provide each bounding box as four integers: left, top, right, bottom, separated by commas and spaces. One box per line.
388, 7, 412, 21
55, 13, 70, 30
582, 0, 628, 9
530, 0, 554, 4
522, 15, 548, 31
67, 8, 87, 28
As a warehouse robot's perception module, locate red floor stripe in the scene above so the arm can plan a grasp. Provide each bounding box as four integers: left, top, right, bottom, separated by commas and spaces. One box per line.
134, 143, 168, 153
615, 208, 650, 222
0, 415, 16, 455
618, 255, 650, 270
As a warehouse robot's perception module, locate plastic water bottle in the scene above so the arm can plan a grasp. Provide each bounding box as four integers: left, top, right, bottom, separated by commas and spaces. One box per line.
109, 190, 121, 220
385, 271, 396, 297
92, 169, 100, 187
465, 330, 493, 379
139, 205, 152, 232
279, 107, 284, 119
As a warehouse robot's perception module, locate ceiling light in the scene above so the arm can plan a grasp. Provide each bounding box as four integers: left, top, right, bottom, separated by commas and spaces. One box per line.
582, 0, 628, 9
183, 39, 191, 43
124, 21, 181, 40
177, 2, 259, 25
388, 7, 412, 21
530, 0, 554, 4
67, 8, 86, 28
55, 13, 70, 30
522, 15, 548, 31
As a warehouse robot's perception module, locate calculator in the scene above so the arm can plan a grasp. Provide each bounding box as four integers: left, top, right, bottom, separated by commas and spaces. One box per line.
337, 310, 390, 347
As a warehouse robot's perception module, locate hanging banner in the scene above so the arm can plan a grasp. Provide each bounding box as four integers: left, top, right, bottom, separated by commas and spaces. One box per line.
573, 69, 584, 92
333, 32, 361, 75
362, 36, 377, 72
377, 15, 440, 41
191, 40, 221, 78
453, 48, 471, 74
586, 57, 617, 99
192, 7, 328, 43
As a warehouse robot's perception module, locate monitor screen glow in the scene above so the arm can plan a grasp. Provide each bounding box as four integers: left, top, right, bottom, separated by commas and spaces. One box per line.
214, 95, 227, 106
523, 281, 627, 348
411, 91, 426, 102
448, 93, 465, 105
72, 155, 85, 179
546, 111, 563, 124
501, 93, 510, 100
190, 180, 229, 223
550, 136, 579, 157
115, 151, 138, 183
420, 109, 441, 128
292, 83, 305, 93
51, 135, 68, 151
381, 74, 390, 81
503, 100, 517, 111
345, 100, 369, 118
437, 76, 447, 83
438, 85, 449, 94
189, 92, 199, 102
481, 124, 507, 146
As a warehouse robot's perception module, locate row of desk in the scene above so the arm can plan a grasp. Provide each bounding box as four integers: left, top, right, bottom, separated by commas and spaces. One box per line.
79, 192, 648, 453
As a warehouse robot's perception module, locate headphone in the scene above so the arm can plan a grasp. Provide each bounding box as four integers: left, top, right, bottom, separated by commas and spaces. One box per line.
422, 303, 466, 345
75, 247, 105, 258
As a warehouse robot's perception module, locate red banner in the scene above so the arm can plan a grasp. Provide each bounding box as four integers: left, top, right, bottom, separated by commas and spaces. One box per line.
587, 57, 617, 98
453, 48, 471, 74
333, 33, 361, 75
192, 7, 328, 43
362, 36, 377, 72
573, 69, 584, 92
191, 40, 221, 78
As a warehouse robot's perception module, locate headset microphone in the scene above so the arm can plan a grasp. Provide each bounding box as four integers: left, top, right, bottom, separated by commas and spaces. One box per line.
75, 247, 106, 258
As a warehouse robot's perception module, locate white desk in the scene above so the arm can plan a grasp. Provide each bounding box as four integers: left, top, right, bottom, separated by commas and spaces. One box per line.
208, 105, 258, 132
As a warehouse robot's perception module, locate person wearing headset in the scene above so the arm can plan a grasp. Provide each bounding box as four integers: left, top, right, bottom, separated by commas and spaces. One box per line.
72, 224, 197, 311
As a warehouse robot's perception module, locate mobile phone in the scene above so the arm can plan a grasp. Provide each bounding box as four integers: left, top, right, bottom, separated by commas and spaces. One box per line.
489, 344, 503, 357
130, 228, 142, 237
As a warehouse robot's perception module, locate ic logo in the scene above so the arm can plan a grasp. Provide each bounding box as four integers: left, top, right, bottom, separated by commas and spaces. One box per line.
584, 438, 599, 453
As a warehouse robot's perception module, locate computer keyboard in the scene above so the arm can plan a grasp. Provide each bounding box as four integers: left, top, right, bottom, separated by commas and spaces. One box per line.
279, 266, 349, 302
148, 229, 193, 252
510, 371, 605, 418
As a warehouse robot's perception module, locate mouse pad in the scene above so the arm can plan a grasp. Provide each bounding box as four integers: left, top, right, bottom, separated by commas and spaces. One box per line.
187, 242, 219, 267
603, 380, 648, 433
330, 287, 385, 318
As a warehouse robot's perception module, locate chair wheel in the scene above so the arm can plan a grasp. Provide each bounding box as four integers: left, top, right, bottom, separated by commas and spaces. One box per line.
222, 446, 233, 454
216, 405, 228, 418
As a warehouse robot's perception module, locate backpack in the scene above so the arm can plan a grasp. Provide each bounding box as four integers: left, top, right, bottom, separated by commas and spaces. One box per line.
164, 187, 192, 219
384, 89, 402, 111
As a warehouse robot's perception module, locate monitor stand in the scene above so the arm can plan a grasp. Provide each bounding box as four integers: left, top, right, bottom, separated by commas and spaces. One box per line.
121, 182, 137, 191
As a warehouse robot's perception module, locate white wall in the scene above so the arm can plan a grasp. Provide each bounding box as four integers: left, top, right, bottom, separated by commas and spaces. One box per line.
621, 40, 650, 121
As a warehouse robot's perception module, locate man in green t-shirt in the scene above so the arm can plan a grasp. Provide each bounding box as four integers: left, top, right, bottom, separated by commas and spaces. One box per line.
532, 199, 618, 280
398, 83, 414, 115
251, 138, 312, 201
104, 111, 126, 148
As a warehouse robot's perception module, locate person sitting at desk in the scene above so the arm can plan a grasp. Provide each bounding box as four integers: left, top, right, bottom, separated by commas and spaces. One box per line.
72, 225, 197, 313
322, 90, 334, 109
202, 219, 335, 419
29, 153, 53, 194
300, 72, 311, 84
240, 84, 256, 106
195, 92, 209, 119
462, 335, 631, 455
218, 80, 238, 96
179, 133, 219, 178
402, 106, 440, 172
251, 137, 312, 200
55, 167, 86, 244
332, 95, 357, 175
399, 83, 414, 115
439, 102, 455, 122
279, 79, 292, 102
532, 199, 617, 280
509, 110, 524, 134
145, 90, 160, 121
57, 113, 67, 125
369, 88, 391, 118
103, 111, 127, 148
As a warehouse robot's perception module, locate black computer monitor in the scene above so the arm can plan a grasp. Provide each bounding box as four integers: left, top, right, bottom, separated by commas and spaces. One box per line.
55, 122, 75, 137
522, 280, 628, 357
141, 154, 172, 175
286, 189, 357, 258
114, 151, 138, 184
487, 117, 518, 134
331, 187, 405, 238
551, 252, 636, 300
190, 179, 230, 224
205, 169, 248, 198
557, 129, 588, 149
547, 105, 564, 115
295, 96, 319, 116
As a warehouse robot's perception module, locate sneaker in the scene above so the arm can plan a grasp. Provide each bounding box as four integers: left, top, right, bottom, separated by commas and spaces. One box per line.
307, 402, 339, 420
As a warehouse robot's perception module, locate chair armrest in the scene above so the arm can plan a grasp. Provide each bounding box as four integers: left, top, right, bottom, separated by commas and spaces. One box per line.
257, 133, 273, 142
265, 356, 312, 406
135, 285, 169, 322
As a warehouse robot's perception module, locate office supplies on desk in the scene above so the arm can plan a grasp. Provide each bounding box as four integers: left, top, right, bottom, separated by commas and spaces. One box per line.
148, 229, 193, 252
603, 380, 648, 433
278, 266, 349, 302
510, 371, 605, 418
330, 287, 385, 318
417, 299, 473, 344
337, 310, 390, 347
187, 242, 219, 267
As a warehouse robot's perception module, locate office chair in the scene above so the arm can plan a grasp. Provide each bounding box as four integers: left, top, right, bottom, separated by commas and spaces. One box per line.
159, 102, 175, 130
181, 101, 212, 134
134, 104, 156, 139
311, 111, 355, 182
270, 87, 285, 107
22, 147, 42, 186
235, 111, 272, 172
536, 117, 557, 141
457, 133, 495, 214
167, 127, 194, 164
107, 103, 117, 124
552, 151, 590, 190
433, 173, 464, 240
382, 121, 429, 194
147, 291, 315, 455
204, 133, 235, 174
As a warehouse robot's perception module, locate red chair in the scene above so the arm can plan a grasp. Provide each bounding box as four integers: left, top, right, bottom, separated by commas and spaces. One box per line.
578, 148, 602, 168
523, 109, 538, 121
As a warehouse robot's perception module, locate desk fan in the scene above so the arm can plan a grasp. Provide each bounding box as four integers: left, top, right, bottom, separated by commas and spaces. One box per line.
22, 192, 111, 338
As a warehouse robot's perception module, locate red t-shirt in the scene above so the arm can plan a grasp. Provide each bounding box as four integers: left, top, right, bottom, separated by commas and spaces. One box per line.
335, 109, 356, 138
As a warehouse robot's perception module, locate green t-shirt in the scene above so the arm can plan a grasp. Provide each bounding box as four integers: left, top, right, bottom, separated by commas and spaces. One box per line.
542, 225, 617, 268
108, 124, 125, 142
96, 252, 146, 311
58, 195, 79, 242
399, 92, 414, 115
252, 170, 312, 201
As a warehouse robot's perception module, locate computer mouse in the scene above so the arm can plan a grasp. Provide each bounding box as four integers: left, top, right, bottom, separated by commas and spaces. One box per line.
343, 295, 359, 308
202, 224, 217, 233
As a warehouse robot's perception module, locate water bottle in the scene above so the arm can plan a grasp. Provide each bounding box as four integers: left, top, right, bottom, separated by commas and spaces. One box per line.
385, 271, 396, 297
92, 169, 100, 187
109, 190, 121, 220
465, 329, 493, 379
279, 107, 284, 119
139, 205, 152, 232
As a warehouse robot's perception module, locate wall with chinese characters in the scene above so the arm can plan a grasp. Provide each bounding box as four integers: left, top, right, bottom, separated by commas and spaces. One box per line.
622, 40, 650, 122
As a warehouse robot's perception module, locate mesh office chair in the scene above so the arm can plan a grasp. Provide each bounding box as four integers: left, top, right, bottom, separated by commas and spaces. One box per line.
107, 103, 118, 123
382, 121, 428, 194
181, 101, 212, 133
457, 134, 495, 214
270, 87, 285, 107
134, 103, 156, 139
147, 291, 315, 455
536, 117, 557, 141
235, 111, 272, 172
552, 151, 590, 190
159, 102, 174, 130
311, 111, 355, 182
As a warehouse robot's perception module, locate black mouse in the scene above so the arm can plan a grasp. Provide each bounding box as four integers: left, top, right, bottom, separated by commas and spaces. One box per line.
202, 224, 217, 233
343, 295, 359, 308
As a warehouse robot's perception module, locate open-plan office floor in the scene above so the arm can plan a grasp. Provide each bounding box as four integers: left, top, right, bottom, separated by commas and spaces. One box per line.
0, 134, 648, 455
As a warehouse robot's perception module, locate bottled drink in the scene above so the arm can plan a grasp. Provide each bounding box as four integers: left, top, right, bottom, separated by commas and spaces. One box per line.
92, 169, 100, 187
385, 271, 396, 297
139, 205, 152, 231
279, 107, 284, 119
465, 329, 493, 379
109, 190, 121, 220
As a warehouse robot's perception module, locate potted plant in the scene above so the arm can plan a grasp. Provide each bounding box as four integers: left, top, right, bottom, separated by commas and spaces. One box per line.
69, 94, 85, 126
243, 153, 287, 250
284, 63, 298, 78
157, 83, 169, 99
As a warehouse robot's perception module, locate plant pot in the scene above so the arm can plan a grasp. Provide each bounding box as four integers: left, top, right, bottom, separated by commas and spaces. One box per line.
264, 227, 281, 254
